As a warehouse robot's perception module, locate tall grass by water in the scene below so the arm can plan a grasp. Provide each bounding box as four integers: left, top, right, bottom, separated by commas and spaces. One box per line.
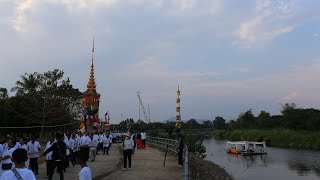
213, 129, 320, 150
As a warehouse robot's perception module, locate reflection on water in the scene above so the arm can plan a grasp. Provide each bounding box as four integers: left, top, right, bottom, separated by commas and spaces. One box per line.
203, 138, 320, 180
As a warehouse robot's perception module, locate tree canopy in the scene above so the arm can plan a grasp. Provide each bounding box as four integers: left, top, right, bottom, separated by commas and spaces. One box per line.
0, 69, 82, 137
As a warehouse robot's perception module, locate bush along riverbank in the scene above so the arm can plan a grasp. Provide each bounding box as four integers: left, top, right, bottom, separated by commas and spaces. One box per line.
213, 129, 320, 150
189, 154, 232, 180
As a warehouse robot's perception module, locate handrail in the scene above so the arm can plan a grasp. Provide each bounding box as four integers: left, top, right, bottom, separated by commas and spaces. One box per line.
146, 136, 189, 180
147, 136, 178, 153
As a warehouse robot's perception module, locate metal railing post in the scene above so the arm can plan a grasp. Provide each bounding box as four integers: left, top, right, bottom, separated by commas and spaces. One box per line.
147, 137, 189, 180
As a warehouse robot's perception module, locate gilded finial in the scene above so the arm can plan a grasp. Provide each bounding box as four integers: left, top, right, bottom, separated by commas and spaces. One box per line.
87, 37, 97, 90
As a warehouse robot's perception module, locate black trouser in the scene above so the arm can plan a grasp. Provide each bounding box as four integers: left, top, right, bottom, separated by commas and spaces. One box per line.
103, 146, 109, 155
73, 151, 78, 164
178, 147, 183, 166
64, 155, 70, 170
30, 157, 38, 174
123, 149, 133, 168
46, 160, 54, 176
49, 160, 64, 180
69, 150, 75, 166
142, 139, 146, 148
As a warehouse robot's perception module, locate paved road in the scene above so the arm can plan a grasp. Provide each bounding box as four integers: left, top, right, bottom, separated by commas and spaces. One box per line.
36, 144, 183, 180
103, 146, 183, 180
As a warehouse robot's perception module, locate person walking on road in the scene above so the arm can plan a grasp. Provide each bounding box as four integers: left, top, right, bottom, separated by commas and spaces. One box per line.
42, 132, 67, 180
76, 148, 92, 180
27, 136, 41, 175
123, 134, 134, 171
44, 137, 55, 177
141, 130, 147, 149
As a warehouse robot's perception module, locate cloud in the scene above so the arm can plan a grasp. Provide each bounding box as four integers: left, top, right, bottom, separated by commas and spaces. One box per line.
233, 0, 296, 48
283, 91, 299, 101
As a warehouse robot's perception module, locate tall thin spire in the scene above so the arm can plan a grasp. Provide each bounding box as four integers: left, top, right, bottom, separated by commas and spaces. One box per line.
87, 37, 96, 90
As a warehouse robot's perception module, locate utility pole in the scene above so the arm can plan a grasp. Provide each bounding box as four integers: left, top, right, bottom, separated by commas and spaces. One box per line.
137, 91, 141, 120
148, 104, 151, 123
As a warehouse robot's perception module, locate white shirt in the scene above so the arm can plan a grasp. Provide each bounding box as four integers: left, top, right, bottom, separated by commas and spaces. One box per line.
123, 138, 134, 150
27, 141, 41, 158
19, 145, 29, 168
19, 144, 27, 151
80, 136, 90, 146
44, 141, 54, 160
79, 167, 92, 180
0, 144, 3, 157
93, 134, 99, 142
68, 138, 75, 150
0, 168, 36, 180
109, 134, 113, 143
2, 143, 8, 152
2, 147, 16, 164
141, 132, 147, 140
74, 136, 80, 152
89, 139, 97, 150
13, 142, 21, 149
102, 136, 110, 147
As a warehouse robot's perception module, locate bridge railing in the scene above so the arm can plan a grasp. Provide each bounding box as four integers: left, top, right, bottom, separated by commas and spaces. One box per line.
147, 136, 178, 153
147, 136, 189, 180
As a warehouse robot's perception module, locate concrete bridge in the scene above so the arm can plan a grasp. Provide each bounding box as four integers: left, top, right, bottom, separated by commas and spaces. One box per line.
37, 142, 184, 180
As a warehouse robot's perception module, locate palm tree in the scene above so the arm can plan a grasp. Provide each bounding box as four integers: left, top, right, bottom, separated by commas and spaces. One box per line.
11, 72, 42, 95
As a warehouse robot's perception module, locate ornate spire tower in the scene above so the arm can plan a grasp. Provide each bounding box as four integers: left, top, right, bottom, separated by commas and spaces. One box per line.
175, 85, 182, 129
80, 38, 101, 132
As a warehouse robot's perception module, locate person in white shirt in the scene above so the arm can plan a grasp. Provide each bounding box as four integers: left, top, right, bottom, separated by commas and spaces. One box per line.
18, 138, 29, 169
67, 134, 75, 167
141, 130, 147, 149
102, 134, 110, 155
0, 139, 16, 176
108, 132, 113, 148
89, 135, 97, 162
0, 148, 36, 180
80, 133, 90, 146
122, 134, 134, 170
73, 133, 80, 160
27, 136, 41, 175
44, 137, 55, 177
93, 133, 99, 155
76, 148, 92, 180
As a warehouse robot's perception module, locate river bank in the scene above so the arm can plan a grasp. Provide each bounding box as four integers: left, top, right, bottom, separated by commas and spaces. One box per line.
213, 129, 320, 150
189, 154, 233, 180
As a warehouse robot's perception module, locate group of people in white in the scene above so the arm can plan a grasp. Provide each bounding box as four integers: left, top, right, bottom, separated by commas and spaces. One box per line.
0, 130, 114, 180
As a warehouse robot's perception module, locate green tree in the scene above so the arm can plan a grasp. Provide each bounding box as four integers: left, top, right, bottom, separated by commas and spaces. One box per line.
237, 110, 256, 129
11, 69, 82, 138
185, 119, 199, 129
256, 111, 271, 129
202, 120, 213, 128
213, 116, 226, 129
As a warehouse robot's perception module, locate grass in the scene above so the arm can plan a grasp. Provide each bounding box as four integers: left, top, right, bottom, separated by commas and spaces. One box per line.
213, 129, 320, 150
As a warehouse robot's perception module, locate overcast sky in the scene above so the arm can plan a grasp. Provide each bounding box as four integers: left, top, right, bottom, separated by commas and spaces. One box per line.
1, 0, 320, 123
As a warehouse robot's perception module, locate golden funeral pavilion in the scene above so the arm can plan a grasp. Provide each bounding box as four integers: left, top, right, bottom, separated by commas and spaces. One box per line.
80, 39, 101, 132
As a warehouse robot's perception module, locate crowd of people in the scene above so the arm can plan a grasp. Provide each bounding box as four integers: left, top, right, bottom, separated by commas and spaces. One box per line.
0, 129, 147, 180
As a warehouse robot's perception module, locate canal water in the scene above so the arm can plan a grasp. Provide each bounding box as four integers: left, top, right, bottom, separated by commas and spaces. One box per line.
203, 138, 320, 180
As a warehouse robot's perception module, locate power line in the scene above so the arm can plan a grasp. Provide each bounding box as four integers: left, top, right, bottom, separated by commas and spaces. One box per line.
0, 121, 80, 129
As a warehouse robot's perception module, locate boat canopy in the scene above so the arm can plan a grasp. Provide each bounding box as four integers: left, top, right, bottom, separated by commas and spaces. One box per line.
226, 141, 267, 150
